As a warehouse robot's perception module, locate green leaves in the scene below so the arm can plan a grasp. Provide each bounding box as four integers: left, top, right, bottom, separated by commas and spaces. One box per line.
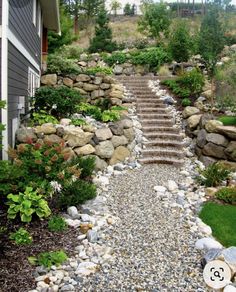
10, 228, 33, 245
6, 187, 51, 223
29, 250, 68, 268
48, 215, 68, 232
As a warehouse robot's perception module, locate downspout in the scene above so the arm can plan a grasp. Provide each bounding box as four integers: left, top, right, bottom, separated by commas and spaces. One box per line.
1, 0, 9, 160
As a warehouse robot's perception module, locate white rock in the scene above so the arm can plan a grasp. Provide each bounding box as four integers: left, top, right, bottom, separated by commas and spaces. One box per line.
67, 206, 79, 219
93, 176, 109, 186
195, 237, 223, 250
167, 180, 178, 192
75, 262, 98, 276
54, 270, 65, 280
77, 234, 87, 240
154, 185, 167, 193
64, 219, 81, 228
81, 214, 92, 222
224, 285, 236, 292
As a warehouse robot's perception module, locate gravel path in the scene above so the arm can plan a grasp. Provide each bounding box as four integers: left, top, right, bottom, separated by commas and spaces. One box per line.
76, 164, 207, 292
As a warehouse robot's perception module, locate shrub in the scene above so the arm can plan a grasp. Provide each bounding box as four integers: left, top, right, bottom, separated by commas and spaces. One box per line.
29, 250, 68, 268
46, 54, 81, 75
218, 116, 236, 126
7, 187, 51, 223
215, 187, 236, 204
182, 98, 191, 107
57, 45, 83, 60
103, 52, 128, 66
84, 66, 113, 75
32, 86, 82, 119
0, 101, 6, 149
162, 79, 191, 98
71, 118, 87, 126
48, 216, 68, 232
31, 110, 59, 126
75, 156, 96, 179
58, 180, 96, 209
10, 228, 33, 245
197, 163, 231, 187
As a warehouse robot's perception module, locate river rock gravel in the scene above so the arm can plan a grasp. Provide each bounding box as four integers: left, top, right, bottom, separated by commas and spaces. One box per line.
74, 164, 208, 292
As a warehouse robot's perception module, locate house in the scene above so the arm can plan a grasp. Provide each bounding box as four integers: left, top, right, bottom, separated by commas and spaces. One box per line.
0, 0, 60, 159
106, 0, 143, 15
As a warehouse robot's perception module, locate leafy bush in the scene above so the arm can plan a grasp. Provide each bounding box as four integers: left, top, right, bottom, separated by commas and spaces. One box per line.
130, 47, 171, 70
58, 180, 96, 209
162, 68, 204, 98
0, 101, 6, 149
31, 110, 59, 126
10, 228, 33, 245
218, 116, 236, 126
103, 52, 127, 66
197, 163, 231, 187
46, 54, 81, 75
71, 118, 87, 126
182, 98, 191, 107
57, 45, 83, 60
29, 250, 68, 268
48, 216, 67, 232
32, 86, 82, 119
84, 66, 113, 75
7, 187, 51, 223
215, 187, 236, 204
77, 103, 121, 122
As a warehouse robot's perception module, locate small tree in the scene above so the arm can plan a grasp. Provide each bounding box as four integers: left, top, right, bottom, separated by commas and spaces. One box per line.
111, 0, 121, 16
198, 6, 225, 107
138, 2, 171, 41
124, 3, 132, 15
169, 21, 191, 65
88, 7, 117, 53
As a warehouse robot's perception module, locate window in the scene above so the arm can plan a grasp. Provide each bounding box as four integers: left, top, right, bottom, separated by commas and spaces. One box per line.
28, 68, 40, 97
33, 0, 37, 26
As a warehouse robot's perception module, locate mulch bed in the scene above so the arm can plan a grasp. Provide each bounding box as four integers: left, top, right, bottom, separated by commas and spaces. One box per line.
0, 210, 80, 292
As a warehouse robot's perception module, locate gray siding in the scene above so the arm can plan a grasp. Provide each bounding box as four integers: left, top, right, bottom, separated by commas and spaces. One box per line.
0, 0, 2, 25
8, 42, 39, 146
9, 0, 41, 64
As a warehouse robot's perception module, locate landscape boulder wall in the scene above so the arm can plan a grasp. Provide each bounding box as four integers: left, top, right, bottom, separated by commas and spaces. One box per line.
182, 106, 236, 168
41, 73, 124, 106
16, 118, 136, 171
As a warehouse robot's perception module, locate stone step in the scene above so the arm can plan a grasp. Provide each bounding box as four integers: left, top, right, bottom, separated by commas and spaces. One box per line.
137, 108, 170, 114
138, 103, 166, 108
141, 119, 173, 126
144, 132, 182, 141
138, 157, 184, 166
142, 148, 184, 158
138, 113, 172, 119
142, 126, 179, 133
143, 140, 184, 148
136, 100, 163, 105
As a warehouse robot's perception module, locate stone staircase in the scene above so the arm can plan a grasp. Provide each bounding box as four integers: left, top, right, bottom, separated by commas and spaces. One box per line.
117, 76, 185, 166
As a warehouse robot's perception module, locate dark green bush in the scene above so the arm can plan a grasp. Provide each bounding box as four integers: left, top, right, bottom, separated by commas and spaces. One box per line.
162, 79, 191, 98
215, 187, 236, 204
48, 215, 68, 232
103, 52, 128, 66
32, 86, 82, 119
84, 66, 112, 75
182, 98, 191, 107
58, 180, 96, 209
66, 156, 95, 179
46, 54, 81, 75
197, 163, 231, 187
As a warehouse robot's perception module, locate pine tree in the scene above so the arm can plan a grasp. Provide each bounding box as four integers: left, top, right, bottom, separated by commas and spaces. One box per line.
88, 7, 117, 53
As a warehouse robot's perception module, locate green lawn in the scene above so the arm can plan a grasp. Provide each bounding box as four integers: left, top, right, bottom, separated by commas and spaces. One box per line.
199, 202, 236, 247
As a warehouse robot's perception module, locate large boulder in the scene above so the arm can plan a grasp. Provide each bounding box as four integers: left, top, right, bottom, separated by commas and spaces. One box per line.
124, 128, 135, 142
83, 83, 99, 91
113, 65, 123, 75
109, 146, 130, 165
100, 83, 110, 90
63, 77, 73, 87
216, 126, 236, 140
95, 141, 114, 158
109, 123, 124, 135
61, 148, 76, 161
202, 142, 227, 159
206, 133, 229, 147
91, 89, 105, 99
187, 114, 202, 129
35, 123, 56, 135
196, 129, 207, 148
225, 141, 236, 161
16, 128, 37, 143
182, 106, 200, 119
41, 74, 57, 86
76, 74, 91, 82
111, 135, 128, 148
44, 134, 62, 144
64, 128, 94, 147
119, 119, 133, 129
205, 120, 223, 133
74, 144, 95, 156
199, 155, 217, 166
94, 156, 108, 171
95, 128, 113, 141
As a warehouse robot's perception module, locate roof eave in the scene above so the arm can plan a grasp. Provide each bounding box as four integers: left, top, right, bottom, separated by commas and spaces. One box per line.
40, 0, 61, 34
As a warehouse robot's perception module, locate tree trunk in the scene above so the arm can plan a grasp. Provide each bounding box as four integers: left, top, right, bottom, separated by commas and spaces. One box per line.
74, 14, 79, 36
210, 77, 215, 113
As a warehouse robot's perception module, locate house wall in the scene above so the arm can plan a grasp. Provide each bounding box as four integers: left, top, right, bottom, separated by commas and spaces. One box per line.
8, 0, 41, 64
8, 41, 39, 146
0, 0, 2, 24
